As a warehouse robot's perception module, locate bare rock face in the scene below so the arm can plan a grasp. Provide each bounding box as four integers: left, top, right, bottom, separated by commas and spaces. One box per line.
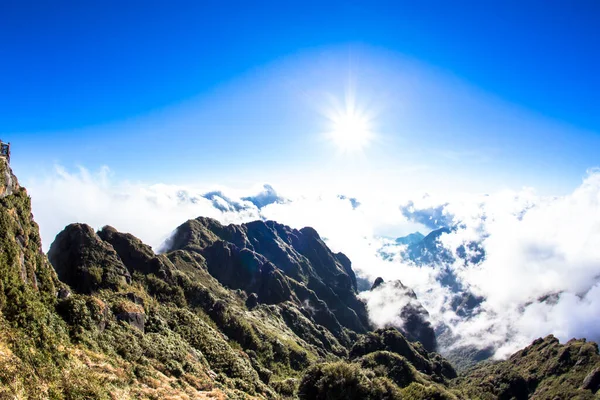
115, 311, 145, 333
0, 158, 17, 199
97, 225, 174, 280
48, 224, 131, 294
113, 295, 146, 332
582, 367, 600, 393
245, 292, 259, 309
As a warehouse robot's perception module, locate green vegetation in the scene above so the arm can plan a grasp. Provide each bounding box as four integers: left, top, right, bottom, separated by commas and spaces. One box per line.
1, 157, 599, 399
454, 335, 600, 399
357, 351, 417, 388
298, 361, 403, 400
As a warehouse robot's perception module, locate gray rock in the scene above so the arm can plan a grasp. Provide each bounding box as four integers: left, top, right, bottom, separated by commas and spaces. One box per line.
582, 367, 600, 393
246, 292, 259, 309
48, 223, 131, 294
116, 312, 145, 333
57, 287, 71, 299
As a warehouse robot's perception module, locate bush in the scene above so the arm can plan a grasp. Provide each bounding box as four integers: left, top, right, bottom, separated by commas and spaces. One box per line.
298, 361, 403, 400
144, 274, 186, 307
400, 382, 455, 400
57, 295, 107, 334
271, 378, 298, 397
358, 350, 417, 388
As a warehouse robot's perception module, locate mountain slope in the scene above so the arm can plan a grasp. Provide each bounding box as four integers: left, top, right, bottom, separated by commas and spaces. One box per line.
1, 157, 599, 399
455, 335, 600, 399
165, 217, 370, 341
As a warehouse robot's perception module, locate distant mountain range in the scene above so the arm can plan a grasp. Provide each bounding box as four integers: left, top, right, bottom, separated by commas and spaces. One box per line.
179, 183, 286, 213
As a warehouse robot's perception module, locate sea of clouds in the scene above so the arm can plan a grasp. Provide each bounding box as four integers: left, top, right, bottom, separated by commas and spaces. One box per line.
26, 165, 600, 359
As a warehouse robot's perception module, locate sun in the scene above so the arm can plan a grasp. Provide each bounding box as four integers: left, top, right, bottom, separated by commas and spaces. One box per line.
330, 111, 373, 153
323, 89, 375, 154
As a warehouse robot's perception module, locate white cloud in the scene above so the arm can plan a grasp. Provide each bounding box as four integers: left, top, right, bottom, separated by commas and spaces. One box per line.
27, 165, 261, 252
401, 171, 600, 357
358, 280, 437, 330
24, 165, 600, 360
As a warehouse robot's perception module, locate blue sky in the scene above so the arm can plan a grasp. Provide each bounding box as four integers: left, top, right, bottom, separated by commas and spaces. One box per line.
2, 0, 599, 195
6, 2, 600, 354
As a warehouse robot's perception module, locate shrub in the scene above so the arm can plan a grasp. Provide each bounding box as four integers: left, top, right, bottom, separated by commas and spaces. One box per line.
400, 382, 455, 400
57, 295, 107, 334
358, 350, 417, 388
272, 378, 298, 397
298, 361, 403, 400
144, 274, 186, 307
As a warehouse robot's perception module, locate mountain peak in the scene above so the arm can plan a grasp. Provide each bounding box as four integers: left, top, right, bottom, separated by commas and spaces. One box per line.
1, 159, 596, 399
48, 223, 132, 294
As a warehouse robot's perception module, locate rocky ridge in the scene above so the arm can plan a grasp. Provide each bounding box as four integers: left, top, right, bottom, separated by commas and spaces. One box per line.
1, 157, 599, 399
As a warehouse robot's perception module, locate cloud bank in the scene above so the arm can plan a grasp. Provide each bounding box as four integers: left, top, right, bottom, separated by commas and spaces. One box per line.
27, 166, 263, 252
438, 171, 600, 357
25, 165, 600, 359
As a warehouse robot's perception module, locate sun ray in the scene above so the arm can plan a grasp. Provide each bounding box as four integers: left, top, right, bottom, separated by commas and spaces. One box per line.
324, 89, 375, 154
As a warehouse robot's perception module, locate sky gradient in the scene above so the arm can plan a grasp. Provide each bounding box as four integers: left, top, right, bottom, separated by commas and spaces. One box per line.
4, 1, 600, 354
2, 0, 599, 195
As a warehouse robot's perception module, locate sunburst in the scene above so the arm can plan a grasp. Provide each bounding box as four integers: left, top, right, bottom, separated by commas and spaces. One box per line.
324, 89, 375, 154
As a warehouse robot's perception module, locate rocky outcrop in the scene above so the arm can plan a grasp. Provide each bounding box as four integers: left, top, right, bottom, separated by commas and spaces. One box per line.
0, 157, 58, 297
245, 292, 259, 309
582, 367, 600, 393
98, 225, 174, 280
48, 223, 131, 294
368, 278, 438, 352
350, 328, 456, 381
0, 158, 17, 199
115, 311, 145, 332
166, 217, 371, 342
112, 295, 146, 332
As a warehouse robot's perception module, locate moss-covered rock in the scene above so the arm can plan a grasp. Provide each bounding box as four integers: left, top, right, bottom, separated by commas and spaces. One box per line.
350, 328, 456, 382
48, 223, 131, 294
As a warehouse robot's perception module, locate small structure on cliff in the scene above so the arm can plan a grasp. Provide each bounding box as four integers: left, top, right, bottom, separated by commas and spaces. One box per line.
0, 140, 10, 163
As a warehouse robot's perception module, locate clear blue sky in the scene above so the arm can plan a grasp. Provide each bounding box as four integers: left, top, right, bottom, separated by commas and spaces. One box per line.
2, 1, 599, 195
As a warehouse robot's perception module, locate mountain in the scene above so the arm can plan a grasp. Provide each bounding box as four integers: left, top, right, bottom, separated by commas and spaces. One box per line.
241, 184, 283, 208
368, 277, 438, 353
1, 156, 599, 399
385, 228, 484, 315
395, 232, 425, 246
0, 157, 453, 398
454, 335, 600, 399
393, 227, 485, 268
384, 228, 489, 368
200, 184, 285, 213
